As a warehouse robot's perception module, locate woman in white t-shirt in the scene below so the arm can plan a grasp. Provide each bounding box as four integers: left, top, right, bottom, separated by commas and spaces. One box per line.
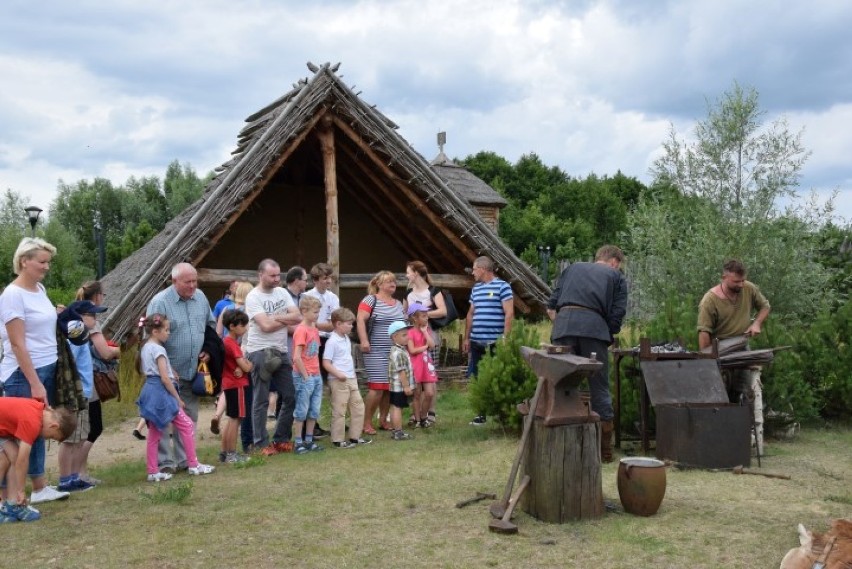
0, 237, 67, 504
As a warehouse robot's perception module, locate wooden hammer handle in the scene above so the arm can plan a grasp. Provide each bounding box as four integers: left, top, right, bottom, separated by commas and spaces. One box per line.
733, 466, 791, 480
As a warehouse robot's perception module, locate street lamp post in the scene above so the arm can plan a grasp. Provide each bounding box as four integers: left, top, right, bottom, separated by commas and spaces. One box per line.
537, 245, 551, 283
24, 206, 43, 237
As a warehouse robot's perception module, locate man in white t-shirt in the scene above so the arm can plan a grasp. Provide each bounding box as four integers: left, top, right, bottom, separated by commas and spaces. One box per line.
243, 259, 302, 456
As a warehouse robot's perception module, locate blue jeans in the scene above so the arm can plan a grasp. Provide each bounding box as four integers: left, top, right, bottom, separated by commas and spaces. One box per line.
3, 362, 57, 478
293, 374, 323, 421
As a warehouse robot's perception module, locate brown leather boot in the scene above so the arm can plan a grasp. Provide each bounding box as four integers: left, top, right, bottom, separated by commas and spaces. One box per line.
600, 421, 614, 463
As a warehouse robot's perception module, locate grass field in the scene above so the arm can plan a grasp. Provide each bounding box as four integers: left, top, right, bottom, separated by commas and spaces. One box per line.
7, 388, 851, 569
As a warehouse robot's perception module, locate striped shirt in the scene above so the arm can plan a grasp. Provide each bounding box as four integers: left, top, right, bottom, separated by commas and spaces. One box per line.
358, 295, 404, 384
469, 278, 513, 344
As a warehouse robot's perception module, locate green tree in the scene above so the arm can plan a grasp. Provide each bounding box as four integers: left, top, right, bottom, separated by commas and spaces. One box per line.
627, 83, 834, 323
164, 160, 207, 217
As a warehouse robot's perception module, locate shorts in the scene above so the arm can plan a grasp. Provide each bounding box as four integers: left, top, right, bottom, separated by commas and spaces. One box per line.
0, 437, 12, 451
389, 391, 410, 409
293, 374, 323, 421
224, 386, 247, 419
367, 382, 390, 391
63, 408, 91, 444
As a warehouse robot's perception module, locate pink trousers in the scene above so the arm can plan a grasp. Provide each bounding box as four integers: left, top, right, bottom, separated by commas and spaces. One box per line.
146, 408, 199, 474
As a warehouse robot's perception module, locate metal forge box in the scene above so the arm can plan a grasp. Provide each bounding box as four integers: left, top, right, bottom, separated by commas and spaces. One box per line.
640, 359, 751, 469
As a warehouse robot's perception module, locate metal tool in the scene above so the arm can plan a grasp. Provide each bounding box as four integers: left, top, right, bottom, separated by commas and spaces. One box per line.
489, 376, 544, 519
488, 475, 530, 534
732, 465, 791, 480
455, 492, 496, 509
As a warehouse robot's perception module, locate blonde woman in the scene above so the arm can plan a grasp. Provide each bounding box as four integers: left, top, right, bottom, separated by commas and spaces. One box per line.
356, 270, 404, 435
0, 238, 69, 504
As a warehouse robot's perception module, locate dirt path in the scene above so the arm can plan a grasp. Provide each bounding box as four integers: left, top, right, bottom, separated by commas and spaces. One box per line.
44, 403, 220, 477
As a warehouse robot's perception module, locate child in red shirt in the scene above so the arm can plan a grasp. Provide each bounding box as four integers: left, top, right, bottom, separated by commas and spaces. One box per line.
0, 399, 75, 522
219, 309, 253, 463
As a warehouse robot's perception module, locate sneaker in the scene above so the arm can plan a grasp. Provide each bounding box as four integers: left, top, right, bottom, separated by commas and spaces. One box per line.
225, 452, 249, 463
132, 429, 146, 440
0, 508, 17, 524
349, 437, 373, 445
187, 463, 215, 476
30, 486, 70, 504
294, 442, 309, 455
306, 441, 324, 452
2, 502, 41, 522
260, 444, 280, 457
420, 419, 434, 429
469, 415, 487, 426
147, 472, 172, 482
407, 416, 419, 427
79, 474, 102, 486
218, 451, 228, 463
273, 441, 294, 453
313, 426, 329, 439
58, 478, 94, 493
210, 417, 220, 435
333, 441, 355, 449
392, 430, 412, 441
159, 466, 177, 475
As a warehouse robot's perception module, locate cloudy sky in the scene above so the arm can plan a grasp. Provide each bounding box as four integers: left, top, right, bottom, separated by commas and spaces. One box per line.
1, 0, 851, 222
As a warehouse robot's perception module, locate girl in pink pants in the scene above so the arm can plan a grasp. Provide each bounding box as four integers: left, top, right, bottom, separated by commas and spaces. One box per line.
135, 314, 214, 482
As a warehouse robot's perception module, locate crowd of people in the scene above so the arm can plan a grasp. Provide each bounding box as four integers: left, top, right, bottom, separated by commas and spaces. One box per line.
0, 235, 770, 525
0, 240, 483, 523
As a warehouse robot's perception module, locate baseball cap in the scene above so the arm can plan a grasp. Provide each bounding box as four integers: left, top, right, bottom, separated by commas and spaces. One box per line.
388, 320, 412, 338
406, 302, 428, 317
67, 300, 108, 315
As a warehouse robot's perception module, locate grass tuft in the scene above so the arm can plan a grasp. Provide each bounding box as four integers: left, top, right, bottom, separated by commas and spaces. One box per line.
233, 455, 266, 469
825, 494, 852, 505
138, 479, 194, 504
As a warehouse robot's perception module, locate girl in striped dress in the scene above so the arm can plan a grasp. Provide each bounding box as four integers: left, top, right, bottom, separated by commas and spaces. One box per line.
356, 271, 404, 435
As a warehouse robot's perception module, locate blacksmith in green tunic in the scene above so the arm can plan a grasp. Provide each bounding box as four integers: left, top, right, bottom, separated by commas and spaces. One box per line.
697, 259, 771, 402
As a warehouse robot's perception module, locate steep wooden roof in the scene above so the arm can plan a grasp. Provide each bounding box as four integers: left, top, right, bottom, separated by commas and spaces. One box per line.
431, 151, 508, 207
101, 62, 549, 340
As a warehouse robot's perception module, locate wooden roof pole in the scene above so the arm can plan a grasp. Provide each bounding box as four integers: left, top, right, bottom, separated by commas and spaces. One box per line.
318, 116, 340, 295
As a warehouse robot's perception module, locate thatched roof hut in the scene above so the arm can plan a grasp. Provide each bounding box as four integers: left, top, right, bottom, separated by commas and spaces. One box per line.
101, 62, 549, 340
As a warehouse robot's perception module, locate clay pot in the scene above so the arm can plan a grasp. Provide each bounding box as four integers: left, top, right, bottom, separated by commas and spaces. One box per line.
617, 457, 667, 516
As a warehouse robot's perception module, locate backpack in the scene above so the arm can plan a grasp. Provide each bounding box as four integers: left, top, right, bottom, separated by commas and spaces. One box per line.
428, 286, 459, 329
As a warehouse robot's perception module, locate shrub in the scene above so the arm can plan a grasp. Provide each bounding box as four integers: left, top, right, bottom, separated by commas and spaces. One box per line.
761, 299, 852, 422
467, 320, 539, 430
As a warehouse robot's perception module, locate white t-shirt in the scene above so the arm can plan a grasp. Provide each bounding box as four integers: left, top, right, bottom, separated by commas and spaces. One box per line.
243, 286, 295, 354
322, 331, 355, 378
0, 283, 58, 383
304, 287, 340, 338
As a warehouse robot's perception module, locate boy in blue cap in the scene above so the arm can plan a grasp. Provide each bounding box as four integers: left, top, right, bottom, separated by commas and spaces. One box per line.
387, 320, 414, 441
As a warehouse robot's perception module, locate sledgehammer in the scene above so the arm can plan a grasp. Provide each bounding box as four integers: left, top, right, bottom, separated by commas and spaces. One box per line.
732, 465, 791, 480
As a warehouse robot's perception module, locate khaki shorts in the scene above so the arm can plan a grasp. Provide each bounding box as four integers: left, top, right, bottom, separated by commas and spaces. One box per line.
63, 409, 91, 444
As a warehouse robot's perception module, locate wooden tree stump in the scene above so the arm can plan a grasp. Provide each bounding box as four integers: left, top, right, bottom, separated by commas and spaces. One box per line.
521, 418, 603, 522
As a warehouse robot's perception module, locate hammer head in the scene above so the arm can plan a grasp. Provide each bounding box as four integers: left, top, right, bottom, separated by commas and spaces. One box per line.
489, 519, 519, 534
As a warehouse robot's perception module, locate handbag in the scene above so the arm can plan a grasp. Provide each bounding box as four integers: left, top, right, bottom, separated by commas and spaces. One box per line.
428, 287, 459, 329
93, 369, 121, 402
191, 362, 216, 396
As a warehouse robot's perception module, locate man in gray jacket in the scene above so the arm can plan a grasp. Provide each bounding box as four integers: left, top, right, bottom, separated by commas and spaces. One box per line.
546, 245, 627, 462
